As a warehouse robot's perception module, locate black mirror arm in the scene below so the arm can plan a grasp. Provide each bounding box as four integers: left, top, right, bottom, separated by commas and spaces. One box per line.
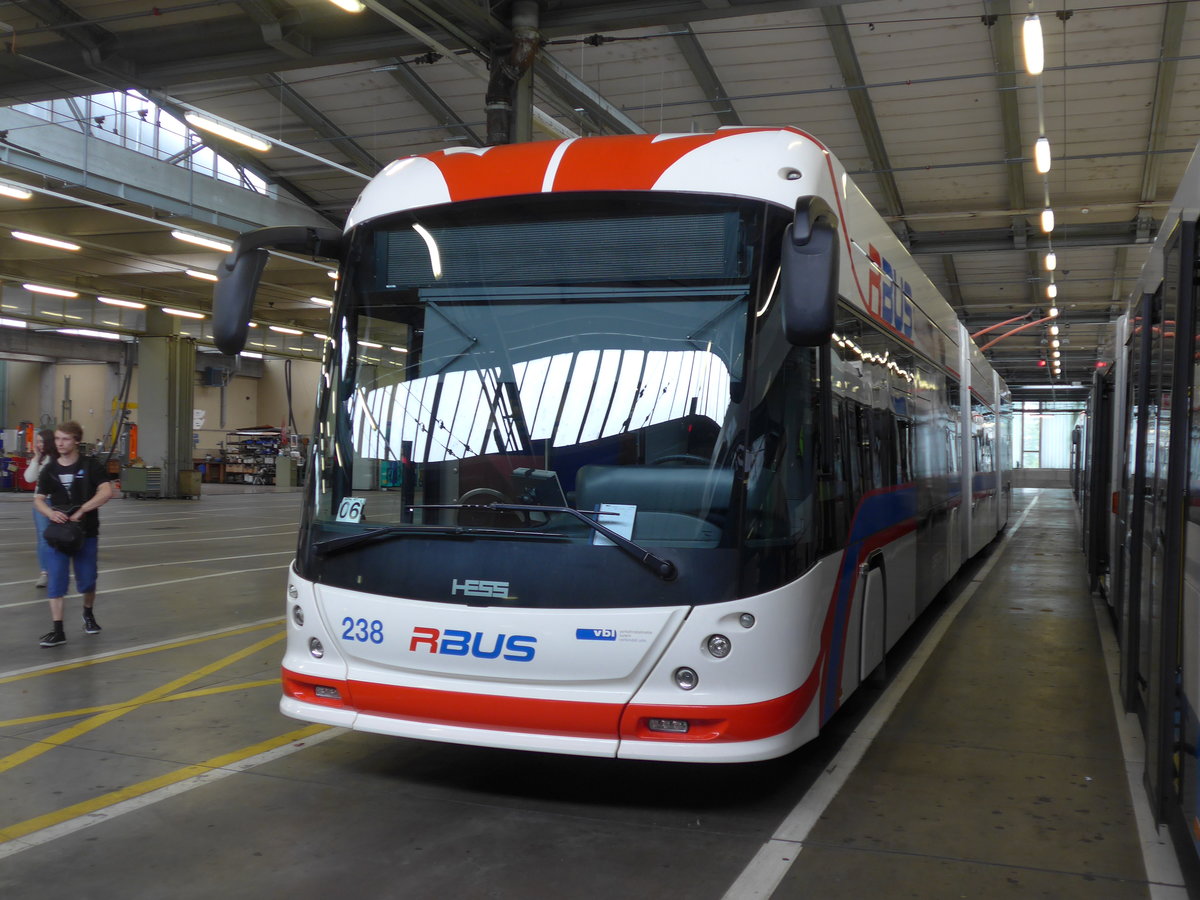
212, 226, 344, 356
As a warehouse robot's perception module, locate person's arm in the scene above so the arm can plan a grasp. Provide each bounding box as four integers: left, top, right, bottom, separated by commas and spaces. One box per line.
34, 491, 66, 521
22, 457, 42, 484
71, 479, 114, 520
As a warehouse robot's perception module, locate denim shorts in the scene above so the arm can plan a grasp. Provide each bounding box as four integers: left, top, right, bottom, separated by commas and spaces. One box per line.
46, 537, 99, 598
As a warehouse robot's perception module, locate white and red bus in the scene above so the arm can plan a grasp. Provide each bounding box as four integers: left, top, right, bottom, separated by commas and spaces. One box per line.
215, 127, 1009, 762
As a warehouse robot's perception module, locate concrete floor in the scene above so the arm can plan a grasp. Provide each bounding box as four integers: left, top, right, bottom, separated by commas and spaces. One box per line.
0, 487, 1185, 899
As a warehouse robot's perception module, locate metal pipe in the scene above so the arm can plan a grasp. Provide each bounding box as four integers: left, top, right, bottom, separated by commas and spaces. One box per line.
485, 0, 541, 145
978, 315, 1057, 352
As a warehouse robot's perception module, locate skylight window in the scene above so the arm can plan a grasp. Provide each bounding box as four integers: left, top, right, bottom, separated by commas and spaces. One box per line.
13, 91, 268, 195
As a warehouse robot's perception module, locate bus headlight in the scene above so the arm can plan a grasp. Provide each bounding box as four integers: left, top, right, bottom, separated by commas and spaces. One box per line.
292, 605, 304, 627
288, 583, 299, 600
706, 634, 732, 658
309, 637, 324, 659
739, 613, 755, 629
673, 667, 698, 690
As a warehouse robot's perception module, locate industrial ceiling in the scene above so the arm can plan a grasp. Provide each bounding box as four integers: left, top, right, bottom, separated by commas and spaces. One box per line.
0, 0, 1195, 393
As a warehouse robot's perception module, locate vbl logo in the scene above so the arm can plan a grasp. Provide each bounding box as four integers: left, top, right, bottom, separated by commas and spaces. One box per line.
410, 627, 536, 661
867, 244, 914, 340
576, 628, 617, 641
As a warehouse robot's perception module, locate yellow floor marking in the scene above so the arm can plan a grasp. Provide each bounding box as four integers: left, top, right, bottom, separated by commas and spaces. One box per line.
0, 632, 285, 775
0, 679, 281, 729
0, 723, 329, 846
0, 619, 283, 686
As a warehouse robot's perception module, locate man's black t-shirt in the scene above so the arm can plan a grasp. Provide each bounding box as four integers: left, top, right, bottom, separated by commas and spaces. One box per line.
36, 456, 110, 538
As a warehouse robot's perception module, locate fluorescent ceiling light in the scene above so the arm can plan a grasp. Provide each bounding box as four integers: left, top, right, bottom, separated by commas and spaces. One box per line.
269, 324, 303, 335
1040, 208, 1054, 233
171, 230, 234, 253
325, 0, 366, 12
23, 283, 78, 298
1049, 306, 1060, 317
358, 340, 382, 348
1044, 251, 1056, 271
1022, 14, 1044, 75
326, 270, 339, 279
0, 183, 33, 200
12, 230, 81, 251
162, 307, 206, 319
309, 297, 333, 307
185, 269, 219, 282
390, 346, 409, 353
183, 113, 272, 152
0, 317, 27, 328
1050, 324, 1060, 336
98, 296, 147, 309
58, 328, 122, 340
240, 350, 264, 358
1034, 137, 1051, 174
1046, 283, 1057, 299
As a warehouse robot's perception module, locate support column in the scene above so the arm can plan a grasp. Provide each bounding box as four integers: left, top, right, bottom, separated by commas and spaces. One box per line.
513, 70, 534, 143
137, 309, 196, 498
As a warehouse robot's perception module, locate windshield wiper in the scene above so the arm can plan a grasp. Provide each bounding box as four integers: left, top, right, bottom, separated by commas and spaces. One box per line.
313, 523, 563, 556
314, 505, 678, 581
416, 502, 677, 581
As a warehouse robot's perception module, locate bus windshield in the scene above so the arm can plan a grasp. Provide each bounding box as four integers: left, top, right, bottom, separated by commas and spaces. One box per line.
299, 193, 816, 607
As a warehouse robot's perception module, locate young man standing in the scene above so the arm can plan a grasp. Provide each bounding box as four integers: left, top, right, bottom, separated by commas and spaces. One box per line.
33, 421, 115, 648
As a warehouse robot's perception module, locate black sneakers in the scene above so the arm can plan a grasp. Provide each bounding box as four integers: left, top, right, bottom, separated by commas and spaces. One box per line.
40, 613, 100, 646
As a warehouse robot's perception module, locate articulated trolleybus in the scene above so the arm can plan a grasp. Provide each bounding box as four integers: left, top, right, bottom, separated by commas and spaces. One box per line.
214, 127, 1009, 762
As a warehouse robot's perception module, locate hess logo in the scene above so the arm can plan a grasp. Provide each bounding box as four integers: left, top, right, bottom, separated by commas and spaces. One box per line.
451, 579, 510, 599
409, 627, 536, 661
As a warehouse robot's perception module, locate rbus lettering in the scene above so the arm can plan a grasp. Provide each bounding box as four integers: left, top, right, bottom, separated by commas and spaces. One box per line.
867, 244, 914, 340
410, 626, 439, 652
407, 627, 537, 661
472, 631, 504, 659
441, 628, 471, 655
503, 635, 536, 661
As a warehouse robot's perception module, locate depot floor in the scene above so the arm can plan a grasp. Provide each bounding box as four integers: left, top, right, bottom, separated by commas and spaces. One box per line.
0, 487, 1189, 899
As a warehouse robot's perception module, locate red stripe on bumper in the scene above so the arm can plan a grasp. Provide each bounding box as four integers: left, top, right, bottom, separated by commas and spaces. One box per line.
282, 664, 819, 744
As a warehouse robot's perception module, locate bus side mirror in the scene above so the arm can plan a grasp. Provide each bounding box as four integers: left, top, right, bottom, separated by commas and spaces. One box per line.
780, 196, 839, 346
213, 225, 344, 355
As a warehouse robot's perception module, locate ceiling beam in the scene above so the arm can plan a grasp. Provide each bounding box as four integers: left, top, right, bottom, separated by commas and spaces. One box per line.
671, 24, 741, 127
392, 0, 643, 135
251, 73, 384, 175
941, 254, 966, 318
235, 0, 314, 60
385, 59, 485, 147
908, 219, 1150, 255
983, 2, 1027, 231
1136, 1, 1186, 241
820, 6, 906, 239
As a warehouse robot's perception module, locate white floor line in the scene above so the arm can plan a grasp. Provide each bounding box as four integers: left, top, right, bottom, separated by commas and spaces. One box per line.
0, 616, 284, 680
102, 528, 298, 549
0, 563, 290, 611
1091, 594, 1190, 898
0, 550, 294, 590
0, 726, 346, 860
721, 495, 1039, 900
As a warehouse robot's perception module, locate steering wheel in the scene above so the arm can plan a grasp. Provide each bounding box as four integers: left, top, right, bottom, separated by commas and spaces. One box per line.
650, 454, 710, 466
456, 487, 510, 504
455, 487, 523, 526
